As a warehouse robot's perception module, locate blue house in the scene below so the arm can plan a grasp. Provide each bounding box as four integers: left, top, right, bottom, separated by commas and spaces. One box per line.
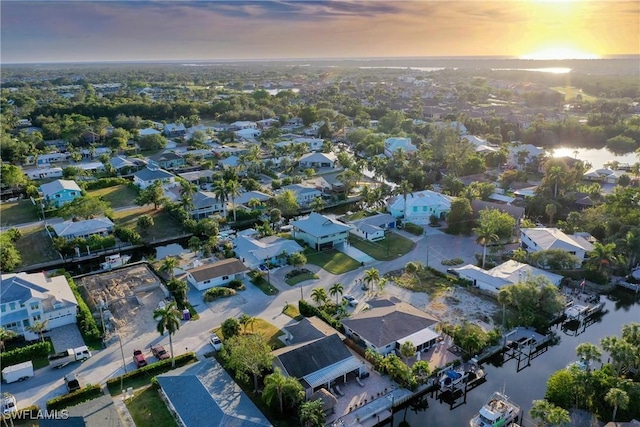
39, 179, 82, 208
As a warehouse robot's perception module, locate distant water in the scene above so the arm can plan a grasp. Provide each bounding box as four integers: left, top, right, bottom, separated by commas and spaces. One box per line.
552, 147, 639, 169
359, 66, 447, 72
492, 67, 572, 74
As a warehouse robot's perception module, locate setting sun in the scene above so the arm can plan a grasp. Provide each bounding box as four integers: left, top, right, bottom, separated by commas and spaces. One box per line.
520, 47, 600, 60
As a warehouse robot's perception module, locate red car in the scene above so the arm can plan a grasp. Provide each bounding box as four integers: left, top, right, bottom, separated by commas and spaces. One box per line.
133, 349, 147, 368
150, 345, 170, 361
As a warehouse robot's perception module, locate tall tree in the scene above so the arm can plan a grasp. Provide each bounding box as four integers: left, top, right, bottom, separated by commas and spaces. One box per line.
223, 333, 273, 392
474, 222, 499, 269
329, 282, 344, 305
299, 399, 325, 427
310, 288, 328, 306
399, 340, 416, 364
226, 180, 242, 222
575, 342, 601, 373
398, 180, 413, 221
153, 301, 181, 368
605, 388, 629, 422
159, 256, 178, 279
212, 179, 228, 216
238, 313, 255, 334
136, 180, 166, 209
262, 368, 303, 414
0, 328, 17, 352
363, 268, 380, 291
26, 319, 49, 343
588, 242, 618, 275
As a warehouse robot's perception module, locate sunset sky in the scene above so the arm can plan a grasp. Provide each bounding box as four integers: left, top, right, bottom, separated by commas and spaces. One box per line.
1, 1, 638, 63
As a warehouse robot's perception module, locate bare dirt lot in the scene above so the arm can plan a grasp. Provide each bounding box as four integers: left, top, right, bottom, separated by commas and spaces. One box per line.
75, 263, 168, 341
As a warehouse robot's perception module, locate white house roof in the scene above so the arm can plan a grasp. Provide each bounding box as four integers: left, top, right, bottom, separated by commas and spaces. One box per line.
462, 135, 488, 147
488, 260, 563, 286
385, 137, 416, 153
165, 123, 186, 132
39, 179, 81, 196
110, 156, 137, 169
521, 228, 595, 252
453, 264, 510, 289
282, 183, 321, 196
220, 155, 240, 167
386, 190, 452, 212
1, 272, 77, 311
234, 235, 303, 267
298, 152, 337, 164
139, 128, 161, 136
234, 191, 272, 205
291, 212, 350, 237
52, 217, 114, 238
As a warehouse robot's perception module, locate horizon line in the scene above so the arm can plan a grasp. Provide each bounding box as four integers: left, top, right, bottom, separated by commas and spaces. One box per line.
3, 54, 639, 66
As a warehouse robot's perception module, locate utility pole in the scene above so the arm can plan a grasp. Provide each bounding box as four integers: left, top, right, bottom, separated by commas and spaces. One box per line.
118, 332, 127, 392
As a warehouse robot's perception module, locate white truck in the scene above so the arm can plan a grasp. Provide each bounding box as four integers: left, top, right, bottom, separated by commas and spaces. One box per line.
48, 346, 92, 369
1, 393, 17, 415
1, 361, 34, 383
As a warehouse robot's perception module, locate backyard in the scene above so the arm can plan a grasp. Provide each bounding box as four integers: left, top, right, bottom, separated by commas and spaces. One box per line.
112, 206, 185, 242
305, 249, 361, 274
349, 233, 415, 261
385, 267, 457, 296
14, 226, 59, 266
126, 386, 177, 427
87, 184, 139, 209
214, 317, 285, 350
0, 199, 41, 226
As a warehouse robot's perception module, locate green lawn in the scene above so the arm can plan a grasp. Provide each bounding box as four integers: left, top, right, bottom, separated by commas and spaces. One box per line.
87, 185, 139, 208
112, 206, 184, 242
305, 249, 361, 274
126, 386, 177, 427
285, 272, 318, 286
215, 318, 285, 350
550, 86, 598, 102
387, 269, 456, 296
0, 199, 41, 226
15, 226, 59, 266
349, 233, 415, 261
249, 274, 279, 295
283, 304, 302, 320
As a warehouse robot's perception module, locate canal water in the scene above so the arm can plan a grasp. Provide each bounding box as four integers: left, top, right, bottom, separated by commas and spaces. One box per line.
395, 290, 639, 427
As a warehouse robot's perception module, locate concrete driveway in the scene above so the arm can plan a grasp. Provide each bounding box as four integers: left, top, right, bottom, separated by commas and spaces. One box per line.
47, 324, 85, 353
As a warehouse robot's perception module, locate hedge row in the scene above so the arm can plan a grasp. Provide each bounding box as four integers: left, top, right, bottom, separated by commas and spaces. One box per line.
0, 341, 51, 368
203, 287, 236, 302
82, 177, 129, 190
46, 384, 103, 411
298, 299, 343, 332
61, 272, 101, 341
106, 352, 197, 394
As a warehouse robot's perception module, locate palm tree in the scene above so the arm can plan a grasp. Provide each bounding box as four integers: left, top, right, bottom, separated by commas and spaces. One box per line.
225, 180, 242, 222
398, 180, 413, 221
262, 368, 303, 414
328, 283, 344, 305
605, 388, 629, 422
26, 320, 49, 343
473, 223, 499, 269
575, 342, 601, 373
399, 340, 416, 364
238, 313, 255, 334
363, 268, 380, 293
530, 399, 553, 426
405, 261, 422, 286
159, 256, 178, 279
0, 328, 17, 352
588, 242, 618, 275
310, 288, 328, 306
153, 301, 181, 368
377, 277, 388, 295
212, 179, 228, 217
310, 197, 325, 212
547, 165, 567, 199
545, 203, 557, 225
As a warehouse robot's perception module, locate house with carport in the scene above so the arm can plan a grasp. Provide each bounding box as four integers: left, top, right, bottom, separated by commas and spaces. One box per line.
386, 190, 452, 225
291, 213, 350, 250
341, 298, 440, 356
50, 216, 115, 240
298, 152, 337, 169
234, 234, 303, 269
184, 258, 249, 291
347, 213, 396, 242
1, 272, 78, 341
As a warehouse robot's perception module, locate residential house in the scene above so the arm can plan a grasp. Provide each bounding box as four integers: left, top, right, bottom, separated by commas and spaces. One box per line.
347, 213, 396, 242
234, 234, 303, 269
147, 152, 186, 170
433, 120, 468, 135
304, 174, 345, 196
520, 227, 595, 266
51, 217, 115, 240
109, 156, 140, 172
386, 190, 452, 225
235, 128, 262, 139
281, 184, 322, 207
139, 128, 162, 137
25, 167, 63, 180
40, 179, 82, 208
184, 258, 248, 291
273, 333, 363, 399
234, 191, 272, 207
220, 155, 240, 169
471, 200, 525, 224
453, 260, 563, 295
342, 297, 440, 356
133, 166, 176, 190
583, 168, 630, 184
291, 212, 350, 250
256, 118, 280, 129
1, 272, 78, 341
164, 123, 187, 138
37, 152, 70, 166
229, 121, 258, 130
298, 152, 337, 169
80, 131, 100, 145
156, 361, 272, 427
506, 143, 547, 170
178, 170, 216, 185
284, 117, 304, 128
188, 191, 225, 220
384, 137, 417, 157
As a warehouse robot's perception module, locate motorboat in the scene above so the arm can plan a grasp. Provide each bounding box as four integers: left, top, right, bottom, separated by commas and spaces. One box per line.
470, 390, 520, 427
100, 254, 131, 270
439, 362, 485, 390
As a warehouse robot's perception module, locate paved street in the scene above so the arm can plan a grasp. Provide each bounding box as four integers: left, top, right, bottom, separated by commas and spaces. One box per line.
3, 228, 485, 411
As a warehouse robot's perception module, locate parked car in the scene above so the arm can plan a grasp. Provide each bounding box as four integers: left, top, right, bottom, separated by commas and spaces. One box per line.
133, 349, 147, 368
342, 295, 358, 307
209, 334, 223, 351
150, 345, 170, 361
64, 373, 81, 393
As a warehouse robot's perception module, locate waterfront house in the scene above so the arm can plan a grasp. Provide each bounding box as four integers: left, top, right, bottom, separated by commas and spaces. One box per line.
520, 227, 595, 266
291, 213, 350, 250
184, 258, 249, 291
234, 234, 303, 269
453, 260, 564, 294
347, 213, 396, 242
385, 190, 452, 225
51, 216, 115, 240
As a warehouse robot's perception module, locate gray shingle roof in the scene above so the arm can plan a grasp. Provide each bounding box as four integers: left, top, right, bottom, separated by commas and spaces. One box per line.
291, 213, 350, 237
51, 217, 114, 238
342, 299, 439, 348
157, 376, 225, 427
133, 167, 175, 181
187, 258, 248, 282
274, 334, 351, 379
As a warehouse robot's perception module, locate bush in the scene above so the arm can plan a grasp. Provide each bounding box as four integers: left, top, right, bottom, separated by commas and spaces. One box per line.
114, 226, 141, 244
83, 177, 129, 190
225, 279, 245, 291
0, 341, 51, 368
404, 222, 424, 236
298, 299, 343, 332
46, 385, 103, 410
106, 352, 197, 394
59, 272, 101, 341
203, 287, 236, 302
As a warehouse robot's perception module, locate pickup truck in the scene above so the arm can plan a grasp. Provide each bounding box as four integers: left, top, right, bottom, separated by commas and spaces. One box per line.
133, 349, 147, 368
64, 373, 81, 393
150, 345, 170, 361
48, 346, 92, 369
